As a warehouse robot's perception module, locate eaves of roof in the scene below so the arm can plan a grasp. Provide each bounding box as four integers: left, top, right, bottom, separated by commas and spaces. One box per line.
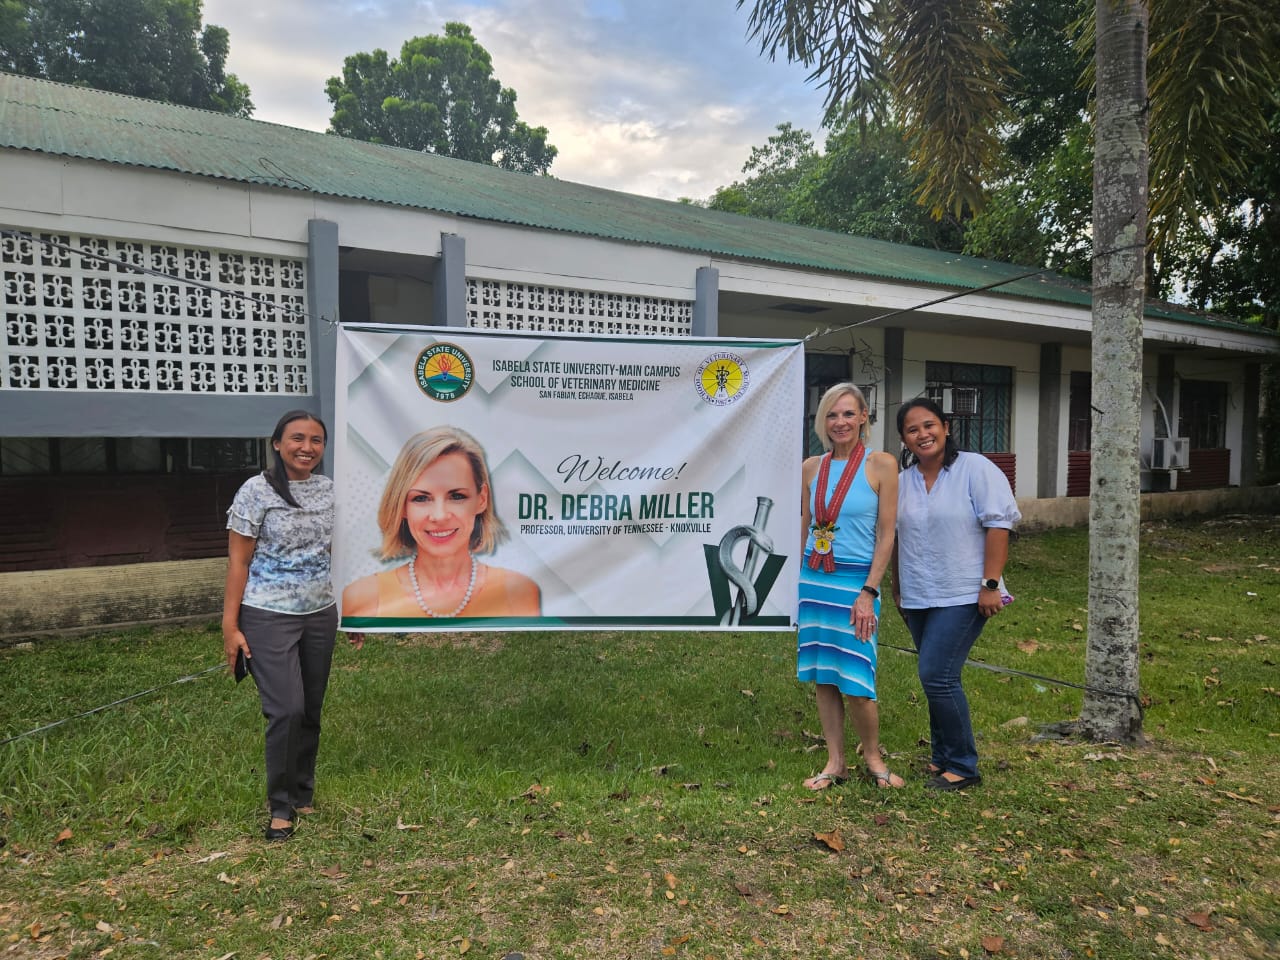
1, 72, 1273, 342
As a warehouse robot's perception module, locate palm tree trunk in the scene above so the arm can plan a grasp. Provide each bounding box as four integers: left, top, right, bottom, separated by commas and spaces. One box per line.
1080, 0, 1148, 742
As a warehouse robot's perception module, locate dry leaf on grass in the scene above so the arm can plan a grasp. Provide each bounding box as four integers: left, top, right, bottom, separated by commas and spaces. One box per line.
520, 783, 548, 801
1216, 790, 1262, 805
982, 934, 1005, 954
814, 828, 845, 852
1184, 911, 1214, 931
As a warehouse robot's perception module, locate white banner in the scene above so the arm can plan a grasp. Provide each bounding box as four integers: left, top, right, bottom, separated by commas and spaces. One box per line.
335, 325, 803, 630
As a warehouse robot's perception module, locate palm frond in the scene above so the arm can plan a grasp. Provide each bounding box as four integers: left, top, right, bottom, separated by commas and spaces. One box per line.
1147, 0, 1280, 249
884, 0, 1014, 218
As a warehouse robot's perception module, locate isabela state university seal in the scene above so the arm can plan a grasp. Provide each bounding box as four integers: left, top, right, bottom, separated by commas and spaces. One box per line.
415, 342, 474, 402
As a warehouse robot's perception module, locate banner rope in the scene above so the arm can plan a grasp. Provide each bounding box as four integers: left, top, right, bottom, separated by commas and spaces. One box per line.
0, 643, 1142, 746
0, 662, 226, 747
881, 641, 1145, 717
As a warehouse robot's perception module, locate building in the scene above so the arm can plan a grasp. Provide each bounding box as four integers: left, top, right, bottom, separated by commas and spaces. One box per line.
1, 72, 1276, 635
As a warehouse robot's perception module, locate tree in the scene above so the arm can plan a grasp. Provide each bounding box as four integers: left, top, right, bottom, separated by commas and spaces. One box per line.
325, 22, 557, 175
0, 0, 252, 116
961, 120, 1093, 281
1078, 0, 1146, 742
797, 121, 966, 250
708, 120, 965, 251
708, 122, 820, 222
738, 0, 1279, 742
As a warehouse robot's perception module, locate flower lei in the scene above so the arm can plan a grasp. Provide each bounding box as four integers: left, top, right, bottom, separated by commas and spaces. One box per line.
808, 443, 866, 573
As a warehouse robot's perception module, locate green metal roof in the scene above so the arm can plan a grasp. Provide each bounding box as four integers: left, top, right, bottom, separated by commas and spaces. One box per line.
0, 72, 1270, 336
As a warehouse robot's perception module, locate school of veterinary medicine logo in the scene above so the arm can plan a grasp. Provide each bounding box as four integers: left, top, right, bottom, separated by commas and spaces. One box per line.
415, 342, 474, 402
695, 352, 750, 406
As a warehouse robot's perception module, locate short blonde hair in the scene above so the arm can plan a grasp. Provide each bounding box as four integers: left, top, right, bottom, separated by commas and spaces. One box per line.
814, 382, 870, 451
376, 426, 507, 560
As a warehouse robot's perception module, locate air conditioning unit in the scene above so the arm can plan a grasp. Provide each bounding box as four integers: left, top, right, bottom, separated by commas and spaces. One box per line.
1151, 437, 1190, 471
952, 387, 979, 416
938, 386, 979, 416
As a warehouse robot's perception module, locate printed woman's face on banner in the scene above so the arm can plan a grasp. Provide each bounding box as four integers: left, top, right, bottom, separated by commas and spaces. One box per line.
402, 451, 489, 559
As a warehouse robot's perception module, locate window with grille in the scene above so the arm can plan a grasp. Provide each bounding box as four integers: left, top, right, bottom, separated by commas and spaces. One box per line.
466, 278, 692, 337
925, 361, 1013, 453
0, 437, 262, 475
1, 228, 309, 394
1178, 380, 1228, 449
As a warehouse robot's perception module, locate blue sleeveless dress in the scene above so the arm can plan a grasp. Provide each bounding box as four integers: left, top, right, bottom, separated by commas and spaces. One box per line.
796, 455, 881, 699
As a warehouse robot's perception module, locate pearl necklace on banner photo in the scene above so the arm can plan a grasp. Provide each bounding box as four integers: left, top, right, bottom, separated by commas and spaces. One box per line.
407, 553, 477, 617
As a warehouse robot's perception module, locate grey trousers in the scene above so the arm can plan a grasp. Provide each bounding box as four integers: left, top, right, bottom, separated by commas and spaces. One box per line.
239, 603, 338, 820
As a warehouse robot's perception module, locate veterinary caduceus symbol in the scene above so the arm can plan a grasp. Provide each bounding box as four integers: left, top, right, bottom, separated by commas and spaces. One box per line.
713, 363, 732, 398
705, 496, 787, 625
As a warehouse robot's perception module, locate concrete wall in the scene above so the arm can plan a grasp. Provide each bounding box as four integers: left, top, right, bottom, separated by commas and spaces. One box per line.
1016, 484, 1280, 532
0, 559, 225, 639
3, 488, 1275, 641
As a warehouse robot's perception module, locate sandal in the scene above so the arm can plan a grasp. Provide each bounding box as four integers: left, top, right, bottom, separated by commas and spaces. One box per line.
803, 771, 849, 791
866, 767, 905, 789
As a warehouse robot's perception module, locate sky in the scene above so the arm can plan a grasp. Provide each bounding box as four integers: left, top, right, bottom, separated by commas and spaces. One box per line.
200, 0, 830, 202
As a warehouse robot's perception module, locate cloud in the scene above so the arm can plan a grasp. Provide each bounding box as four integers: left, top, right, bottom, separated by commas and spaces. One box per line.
203, 0, 827, 199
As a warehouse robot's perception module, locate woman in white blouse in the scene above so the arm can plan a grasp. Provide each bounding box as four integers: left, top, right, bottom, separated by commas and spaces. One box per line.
893, 397, 1020, 792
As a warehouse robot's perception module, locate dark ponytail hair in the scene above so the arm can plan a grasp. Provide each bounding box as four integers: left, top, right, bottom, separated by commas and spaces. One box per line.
896, 397, 961, 471
264, 409, 327, 507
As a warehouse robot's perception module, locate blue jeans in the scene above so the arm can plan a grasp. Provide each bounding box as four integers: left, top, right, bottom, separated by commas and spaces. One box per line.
903, 605, 988, 779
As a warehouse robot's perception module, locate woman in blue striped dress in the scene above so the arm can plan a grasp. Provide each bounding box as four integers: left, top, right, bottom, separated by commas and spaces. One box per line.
797, 383, 903, 789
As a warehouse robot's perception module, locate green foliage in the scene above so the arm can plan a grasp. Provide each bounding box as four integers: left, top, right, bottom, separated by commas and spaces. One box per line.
1, 518, 1277, 957
707, 122, 820, 222
737, 0, 1280, 321
708, 120, 965, 251
800, 121, 965, 249
0, 0, 252, 116
325, 22, 557, 175
962, 120, 1093, 280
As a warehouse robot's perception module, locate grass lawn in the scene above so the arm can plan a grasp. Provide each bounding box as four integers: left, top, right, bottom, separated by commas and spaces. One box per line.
1, 515, 1277, 959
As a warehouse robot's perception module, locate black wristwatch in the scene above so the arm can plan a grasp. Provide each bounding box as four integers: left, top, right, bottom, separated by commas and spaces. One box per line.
981, 578, 1000, 591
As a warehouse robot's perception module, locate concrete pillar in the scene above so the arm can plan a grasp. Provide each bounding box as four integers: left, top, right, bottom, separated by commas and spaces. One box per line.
1242, 362, 1260, 486
693, 266, 719, 337
883, 327, 904, 453
434, 233, 467, 327
307, 219, 339, 471
1037, 342, 1063, 497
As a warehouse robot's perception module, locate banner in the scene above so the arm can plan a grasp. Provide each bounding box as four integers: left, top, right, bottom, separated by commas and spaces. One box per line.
335, 325, 803, 630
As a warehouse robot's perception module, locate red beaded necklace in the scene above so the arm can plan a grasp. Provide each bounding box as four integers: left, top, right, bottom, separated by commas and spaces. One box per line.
808, 443, 866, 573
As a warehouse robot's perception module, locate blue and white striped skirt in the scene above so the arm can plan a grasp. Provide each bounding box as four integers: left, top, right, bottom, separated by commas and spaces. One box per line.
796, 557, 879, 699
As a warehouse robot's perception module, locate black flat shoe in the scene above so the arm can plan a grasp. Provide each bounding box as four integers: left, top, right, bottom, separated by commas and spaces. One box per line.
926, 773, 982, 792
265, 822, 294, 842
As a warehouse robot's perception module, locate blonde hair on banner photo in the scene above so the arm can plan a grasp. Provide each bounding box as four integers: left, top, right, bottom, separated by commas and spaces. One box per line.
814, 382, 870, 450
376, 425, 508, 560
